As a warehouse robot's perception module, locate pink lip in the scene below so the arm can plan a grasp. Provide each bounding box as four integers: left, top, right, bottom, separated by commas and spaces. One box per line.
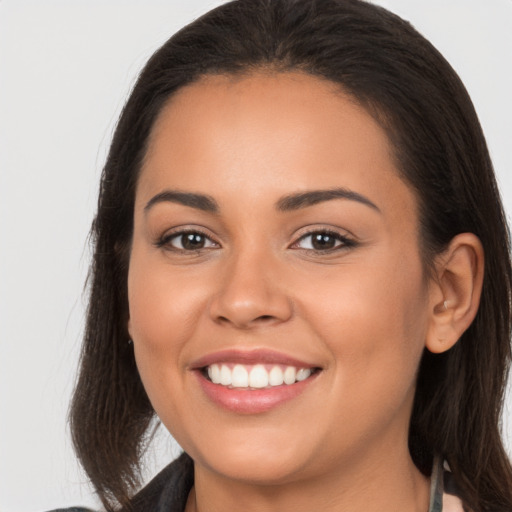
190, 349, 321, 414
190, 348, 318, 370
195, 371, 320, 414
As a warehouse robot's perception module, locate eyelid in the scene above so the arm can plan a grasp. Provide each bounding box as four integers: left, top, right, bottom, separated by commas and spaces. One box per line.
155, 226, 220, 251
154, 225, 356, 254
290, 227, 357, 252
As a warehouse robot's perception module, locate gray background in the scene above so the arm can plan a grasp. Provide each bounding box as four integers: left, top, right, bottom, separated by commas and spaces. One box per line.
1, 1, 511, 510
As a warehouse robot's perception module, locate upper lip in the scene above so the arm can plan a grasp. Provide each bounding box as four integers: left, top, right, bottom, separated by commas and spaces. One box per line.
189, 348, 320, 370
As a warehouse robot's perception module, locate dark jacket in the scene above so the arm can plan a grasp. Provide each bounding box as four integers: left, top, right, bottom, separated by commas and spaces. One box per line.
51, 453, 466, 512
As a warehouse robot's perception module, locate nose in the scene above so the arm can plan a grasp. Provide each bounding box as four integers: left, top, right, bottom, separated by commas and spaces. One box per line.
208, 248, 293, 329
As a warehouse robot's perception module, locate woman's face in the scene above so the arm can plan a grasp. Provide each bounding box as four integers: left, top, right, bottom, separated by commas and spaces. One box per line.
128, 72, 432, 484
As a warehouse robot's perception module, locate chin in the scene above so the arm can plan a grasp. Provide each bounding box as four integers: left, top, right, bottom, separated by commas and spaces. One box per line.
185, 428, 315, 485
204, 454, 309, 485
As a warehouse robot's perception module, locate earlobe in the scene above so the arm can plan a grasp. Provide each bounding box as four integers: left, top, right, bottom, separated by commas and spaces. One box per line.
425, 233, 484, 354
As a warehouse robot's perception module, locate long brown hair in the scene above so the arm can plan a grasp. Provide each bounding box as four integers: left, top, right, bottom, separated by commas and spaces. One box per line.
70, 1, 512, 510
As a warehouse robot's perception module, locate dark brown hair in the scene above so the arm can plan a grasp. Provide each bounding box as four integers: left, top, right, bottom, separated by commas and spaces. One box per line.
70, 0, 512, 510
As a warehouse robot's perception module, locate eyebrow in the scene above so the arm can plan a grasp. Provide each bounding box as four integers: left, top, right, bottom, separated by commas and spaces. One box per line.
144, 187, 380, 214
144, 190, 219, 214
276, 188, 380, 213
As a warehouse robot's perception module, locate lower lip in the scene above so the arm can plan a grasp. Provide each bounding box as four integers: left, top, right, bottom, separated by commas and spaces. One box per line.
195, 370, 319, 414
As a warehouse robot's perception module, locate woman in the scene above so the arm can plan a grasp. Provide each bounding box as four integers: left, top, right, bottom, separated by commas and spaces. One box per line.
66, 0, 512, 511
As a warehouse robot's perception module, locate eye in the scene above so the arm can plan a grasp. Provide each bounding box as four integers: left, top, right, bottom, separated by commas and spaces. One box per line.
292, 230, 355, 252
157, 230, 219, 251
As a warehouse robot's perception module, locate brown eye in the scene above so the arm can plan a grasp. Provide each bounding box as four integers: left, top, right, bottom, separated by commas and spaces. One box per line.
161, 231, 218, 251
294, 230, 354, 252
179, 233, 207, 250
310, 233, 338, 250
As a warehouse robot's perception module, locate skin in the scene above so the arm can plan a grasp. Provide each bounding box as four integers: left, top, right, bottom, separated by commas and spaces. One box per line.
127, 72, 483, 512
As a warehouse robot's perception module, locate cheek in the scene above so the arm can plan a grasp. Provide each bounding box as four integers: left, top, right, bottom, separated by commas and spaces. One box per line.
126, 248, 209, 417
297, 246, 429, 401
128, 246, 209, 350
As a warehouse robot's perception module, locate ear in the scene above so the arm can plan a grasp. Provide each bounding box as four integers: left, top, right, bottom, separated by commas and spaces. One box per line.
425, 233, 484, 354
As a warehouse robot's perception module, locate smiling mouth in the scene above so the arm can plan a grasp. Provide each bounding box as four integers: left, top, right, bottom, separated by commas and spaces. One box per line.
202, 363, 320, 389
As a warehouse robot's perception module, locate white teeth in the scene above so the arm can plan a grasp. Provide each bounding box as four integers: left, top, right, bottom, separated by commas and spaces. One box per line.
283, 366, 296, 385
209, 364, 221, 384
206, 363, 313, 388
220, 365, 232, 386
296, 368, 312, 382
249, 365, 269, 388
231, 364, 249, 387
269, 366, 284, 386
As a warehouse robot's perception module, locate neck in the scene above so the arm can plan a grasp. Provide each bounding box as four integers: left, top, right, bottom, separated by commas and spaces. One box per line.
186, 443, 430, 512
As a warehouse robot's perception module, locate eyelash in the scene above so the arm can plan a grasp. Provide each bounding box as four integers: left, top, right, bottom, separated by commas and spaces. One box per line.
292, 229, 356, 253
155, 228, 219, 252
155, 228, 356, 254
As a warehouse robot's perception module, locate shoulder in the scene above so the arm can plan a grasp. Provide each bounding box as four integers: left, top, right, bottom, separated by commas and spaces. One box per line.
48, 453, 193, 512
442, 491, 465, 512
431, 457, 467, 512
443, 469, 473, 512
127, 452, 194, 512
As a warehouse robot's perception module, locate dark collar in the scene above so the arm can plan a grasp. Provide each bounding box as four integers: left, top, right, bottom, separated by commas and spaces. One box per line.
130, 452, 465, 512
128, 452, 194, 512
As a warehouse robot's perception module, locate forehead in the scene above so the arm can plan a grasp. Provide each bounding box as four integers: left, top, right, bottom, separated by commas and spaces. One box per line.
138, 71, 416, 223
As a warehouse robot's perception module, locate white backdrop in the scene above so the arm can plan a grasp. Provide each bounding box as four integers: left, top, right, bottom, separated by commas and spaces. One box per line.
1, 1, 511, 511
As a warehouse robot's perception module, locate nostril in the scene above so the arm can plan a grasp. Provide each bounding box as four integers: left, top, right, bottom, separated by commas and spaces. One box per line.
256, 315, 275, 322
216, 314, 277, 328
